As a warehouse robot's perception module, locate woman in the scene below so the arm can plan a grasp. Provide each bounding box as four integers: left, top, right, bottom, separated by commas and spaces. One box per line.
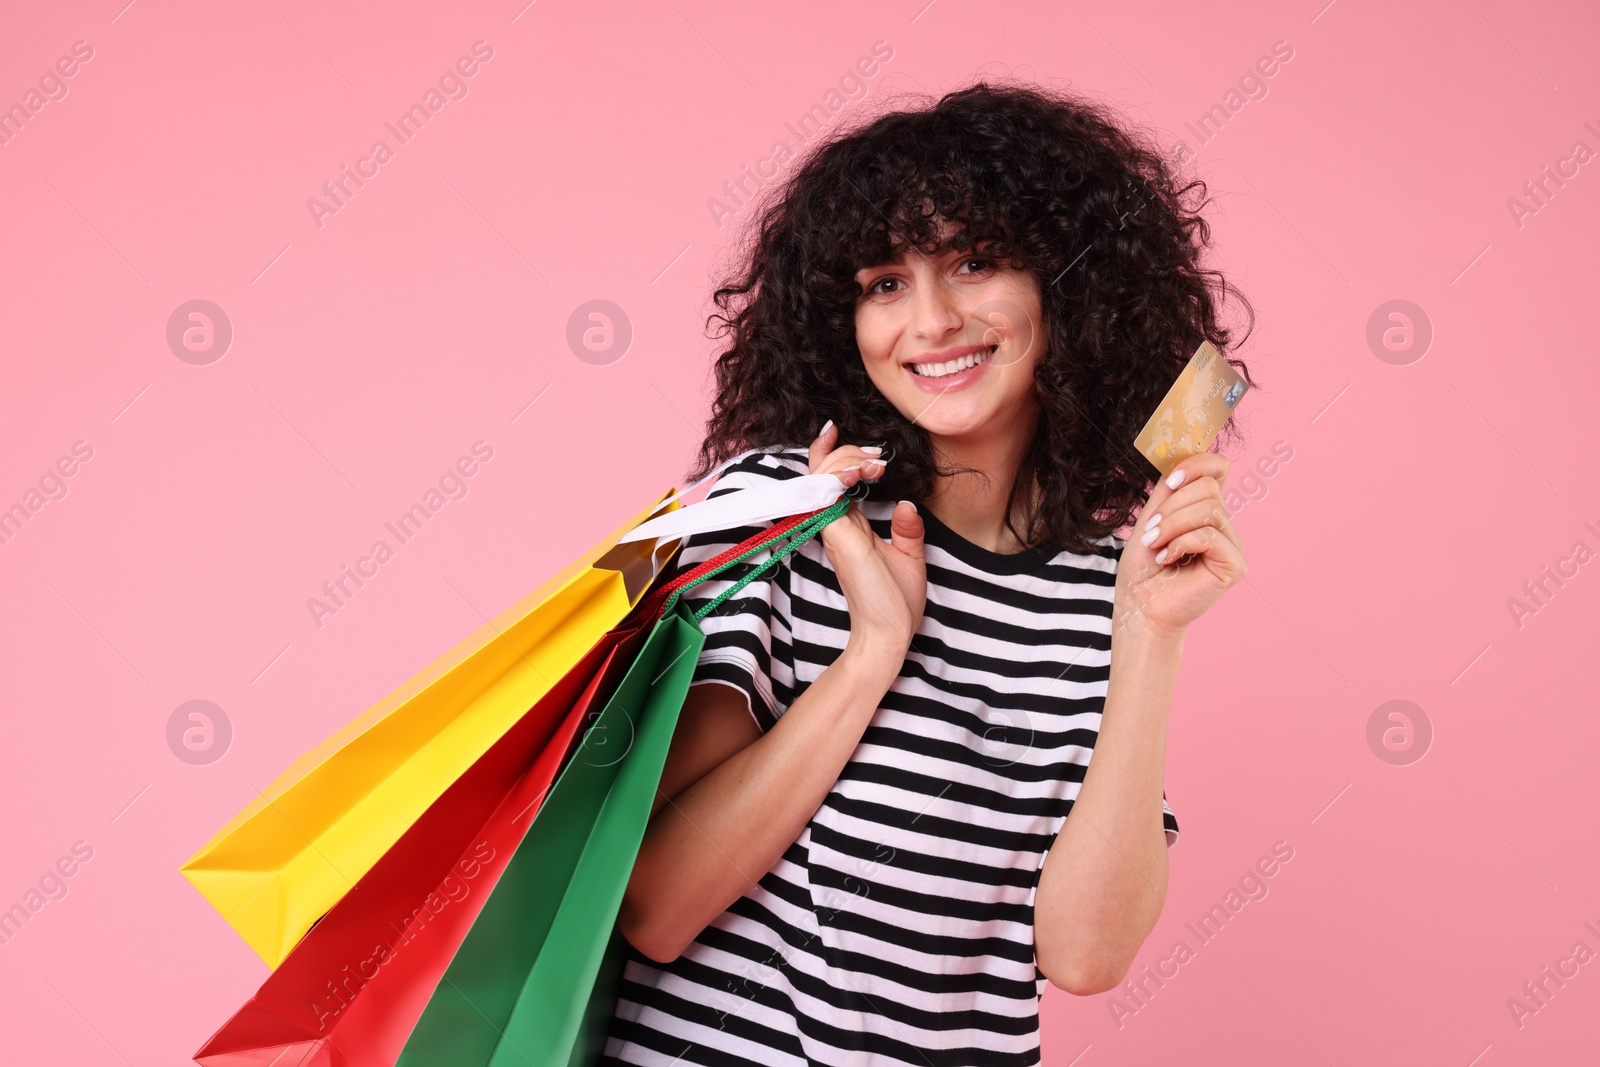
603, 81, 1256, 1066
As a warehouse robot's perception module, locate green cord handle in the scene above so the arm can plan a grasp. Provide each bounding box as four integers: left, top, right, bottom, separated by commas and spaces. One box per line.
662, 495, 852, 623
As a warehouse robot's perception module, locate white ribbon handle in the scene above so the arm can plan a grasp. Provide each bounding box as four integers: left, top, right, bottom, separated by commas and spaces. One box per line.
619, 447, 848, 545
638, 445, 793, 516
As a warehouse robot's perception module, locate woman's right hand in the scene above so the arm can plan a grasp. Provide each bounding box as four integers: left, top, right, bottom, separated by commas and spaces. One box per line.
808, 421, 927, 658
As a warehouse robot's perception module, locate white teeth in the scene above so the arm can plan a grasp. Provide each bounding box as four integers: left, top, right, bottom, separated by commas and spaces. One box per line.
911, 347, 994, 378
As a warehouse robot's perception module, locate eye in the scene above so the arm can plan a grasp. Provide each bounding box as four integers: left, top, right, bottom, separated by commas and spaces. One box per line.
864, 275, 902, 296
957, 256, 994, 275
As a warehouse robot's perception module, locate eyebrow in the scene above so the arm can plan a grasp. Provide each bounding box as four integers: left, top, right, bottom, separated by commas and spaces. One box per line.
858, 240, 964, 271
857, 238, 1003, 279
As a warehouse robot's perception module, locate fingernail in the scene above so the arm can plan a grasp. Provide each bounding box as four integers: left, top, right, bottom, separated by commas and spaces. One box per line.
1166, 469, 1186, 490
861, 445, 883, 455
1155, 547, 1170, 564
841, 463, 862, 472
1144, 512, 1162, 532
819, 419, 835, 437
900, 500, 917, 513
1140, 526, 1160, 547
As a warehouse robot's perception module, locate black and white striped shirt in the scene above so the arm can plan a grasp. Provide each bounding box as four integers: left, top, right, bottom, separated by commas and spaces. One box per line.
603, 448, 1179, 1067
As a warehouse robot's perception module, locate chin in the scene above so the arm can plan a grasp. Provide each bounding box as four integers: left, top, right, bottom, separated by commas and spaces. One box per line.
895, 402, 998, 440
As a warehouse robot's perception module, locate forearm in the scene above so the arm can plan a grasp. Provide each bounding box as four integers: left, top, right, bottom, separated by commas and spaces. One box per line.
1035, 623, 1183, 992
623, 638, 903, 961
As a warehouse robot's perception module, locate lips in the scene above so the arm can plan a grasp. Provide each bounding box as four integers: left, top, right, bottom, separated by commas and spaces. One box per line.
902, 343, 1000, 393
915, 348, 985, 377
905, 343, 998, 378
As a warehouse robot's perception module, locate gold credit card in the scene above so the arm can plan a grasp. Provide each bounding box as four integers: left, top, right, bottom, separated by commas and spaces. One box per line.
1133, 340, 1248, 477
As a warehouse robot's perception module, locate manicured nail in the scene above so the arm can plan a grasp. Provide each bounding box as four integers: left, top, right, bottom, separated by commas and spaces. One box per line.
899, 500, 917, 513
841, 463, 862, 472
861, 445, 883, 455
1140, 526, 1161, 547
1155, 547, 1170, 564
819, 419, 835, 437
1144, 512, 1162, 532
1166, 468, 1186, 490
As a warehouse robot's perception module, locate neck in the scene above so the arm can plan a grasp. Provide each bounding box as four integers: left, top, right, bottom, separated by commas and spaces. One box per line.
924, 411, 1041, 555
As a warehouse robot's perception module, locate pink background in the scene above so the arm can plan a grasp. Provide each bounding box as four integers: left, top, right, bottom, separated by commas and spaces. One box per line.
2, 0, 1596, 1063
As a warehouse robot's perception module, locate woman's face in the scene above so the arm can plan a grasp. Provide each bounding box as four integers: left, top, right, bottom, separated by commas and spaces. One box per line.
853, 234, 1045, 443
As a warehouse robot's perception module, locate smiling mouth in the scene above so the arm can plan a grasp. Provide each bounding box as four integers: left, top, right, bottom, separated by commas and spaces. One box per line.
909, 345, 997, 379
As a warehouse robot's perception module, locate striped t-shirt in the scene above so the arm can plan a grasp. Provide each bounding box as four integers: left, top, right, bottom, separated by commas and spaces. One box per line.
602, 448, 1179, 1067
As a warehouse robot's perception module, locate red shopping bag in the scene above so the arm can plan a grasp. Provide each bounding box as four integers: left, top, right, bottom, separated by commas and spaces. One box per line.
194, 618, 652, 1067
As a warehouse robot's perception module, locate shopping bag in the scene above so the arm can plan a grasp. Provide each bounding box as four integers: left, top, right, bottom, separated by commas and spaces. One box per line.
182, 493, 680, 968
395, 494, 851, 1067
192, 612, 657, 1067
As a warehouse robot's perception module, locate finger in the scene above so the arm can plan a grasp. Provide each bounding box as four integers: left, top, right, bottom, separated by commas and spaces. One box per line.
1183, 532, 1245, 580
831, 463, 864, 491
1139, 474, 1223, 531
889, 500, 925, 563
820, 497, 869, 550
808, 430, 887, 480
1153, 498, 1243, 554
1140, 495, 1242, 555
831, 453, 890, 481
1206, 500, 1243, 552
809, 419, 838, 473
830, 457, 891, 496
856, 454, 888, 480
1143, 452, 1231, 520
1153, 523, 1246, 580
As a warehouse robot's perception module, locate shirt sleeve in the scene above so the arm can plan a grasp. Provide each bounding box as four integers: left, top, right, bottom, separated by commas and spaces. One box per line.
669, 450, 806, 735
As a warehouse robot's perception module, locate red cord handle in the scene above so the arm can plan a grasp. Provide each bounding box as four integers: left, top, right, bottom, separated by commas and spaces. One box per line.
634, 505, 827, 621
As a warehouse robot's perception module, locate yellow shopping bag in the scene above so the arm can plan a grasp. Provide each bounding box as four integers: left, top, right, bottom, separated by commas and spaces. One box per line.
181, 491, 681, 967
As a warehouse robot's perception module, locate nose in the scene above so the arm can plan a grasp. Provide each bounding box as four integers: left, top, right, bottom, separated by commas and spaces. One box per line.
910, 273, 965, 341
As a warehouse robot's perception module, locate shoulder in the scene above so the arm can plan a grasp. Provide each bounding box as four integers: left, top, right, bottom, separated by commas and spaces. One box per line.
1093, 531, 1128, 556
1085, 532, 1127, 575
1091, 532, 1126, 579
673, 447, 814, 564
705, 447, 813, 499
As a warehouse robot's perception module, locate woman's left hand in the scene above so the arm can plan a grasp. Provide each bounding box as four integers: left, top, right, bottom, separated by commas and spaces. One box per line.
1114, 452, 1248, 641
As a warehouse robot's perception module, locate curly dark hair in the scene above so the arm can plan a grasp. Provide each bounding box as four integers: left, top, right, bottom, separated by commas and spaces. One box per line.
687, 80, 1259, 554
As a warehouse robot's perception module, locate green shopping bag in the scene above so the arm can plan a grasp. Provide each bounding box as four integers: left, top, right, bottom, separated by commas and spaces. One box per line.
396, 496, 850, 1067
